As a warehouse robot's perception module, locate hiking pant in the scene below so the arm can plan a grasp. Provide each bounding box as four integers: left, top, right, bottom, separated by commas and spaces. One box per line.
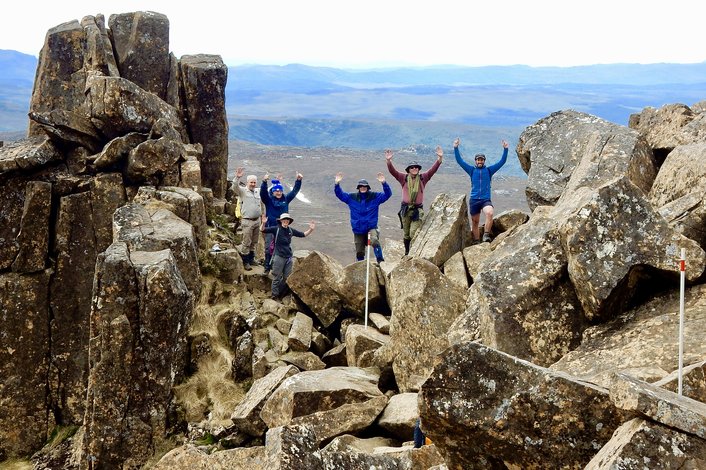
354, 229, 382, 262
271, 254, 293, 297
402, 207, 424, 241
239, 218, 260, 257
263, 230, 274, 270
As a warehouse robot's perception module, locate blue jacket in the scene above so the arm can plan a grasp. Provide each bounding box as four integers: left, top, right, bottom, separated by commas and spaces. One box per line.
455, 147, 508, 200
335, 182, 392, 234
261, 179, 301, 226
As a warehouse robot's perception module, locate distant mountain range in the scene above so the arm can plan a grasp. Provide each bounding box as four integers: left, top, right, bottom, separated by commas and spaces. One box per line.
3, 49, 706, 159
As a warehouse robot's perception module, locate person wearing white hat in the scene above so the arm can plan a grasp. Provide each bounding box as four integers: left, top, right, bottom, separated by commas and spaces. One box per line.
261, 213, 315, 299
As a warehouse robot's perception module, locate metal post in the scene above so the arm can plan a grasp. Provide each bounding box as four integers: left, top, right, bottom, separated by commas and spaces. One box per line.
678, 248, 686, 395
365, 231, 371, 329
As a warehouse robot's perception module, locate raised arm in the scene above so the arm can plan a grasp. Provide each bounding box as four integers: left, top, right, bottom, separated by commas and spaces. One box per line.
422, 146, 443, 181
377, 172, 392, 203
285, 174, 302, 202
453, 138, 475, 176
334, 172, 351, 203
304, 221, 315, 237
385, 149, 406, 184
260, 178, 270, 202
488, 140, 509, 175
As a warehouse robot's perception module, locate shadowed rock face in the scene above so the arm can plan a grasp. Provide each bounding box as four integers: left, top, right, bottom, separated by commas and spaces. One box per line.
0, 10, 223, 464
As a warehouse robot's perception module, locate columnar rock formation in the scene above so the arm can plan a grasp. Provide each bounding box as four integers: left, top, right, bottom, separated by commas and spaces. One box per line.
3, 10, 706, 470
0, 10, 225, 466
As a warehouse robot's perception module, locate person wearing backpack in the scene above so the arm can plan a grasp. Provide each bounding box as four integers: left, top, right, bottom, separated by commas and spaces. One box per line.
385, 146, 443, 255
334, 172, 392, 263
261, 172, 303, 275
261, 213, 315, 300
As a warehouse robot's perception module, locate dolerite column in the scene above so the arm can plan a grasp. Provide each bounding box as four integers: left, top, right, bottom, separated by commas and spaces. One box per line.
180, 54, 229, 199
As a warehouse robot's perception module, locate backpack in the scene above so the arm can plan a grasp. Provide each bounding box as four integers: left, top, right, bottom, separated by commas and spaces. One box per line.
268, 227, 279, 255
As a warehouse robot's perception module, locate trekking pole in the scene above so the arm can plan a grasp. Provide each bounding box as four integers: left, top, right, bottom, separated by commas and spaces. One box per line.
678, 248, 686, 395
365, 231, 371, 329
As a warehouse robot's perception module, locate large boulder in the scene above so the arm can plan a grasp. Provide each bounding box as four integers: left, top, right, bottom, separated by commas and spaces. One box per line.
384, 258, 467, 391
517, 110, 656, 210
153, 444, 267, 470
409, 192, 470, 266
231, 365, 299, 437
0, 270, 52, 459
337, 261, 386, 314
610, 373, 706, 439
113, 203, 201, 296
629, 103, 706, 153
49, 191, 99, 424
10, 181, 51, 273
419, 342, 630, 469
0, 136, 62, 176
82, 243, 193, 468
650, 143, 706, 248
586, 418, 706, 469
375, 392, 419, 441
180, 54, 229, 198
81, 14, 119, 77
287, 251, 345, 327
28, 20, 88, 136
450, 176, 706, 367
260, 367, 383, 429
449, 206, 584, 366
557, 177, 705, 321
109, 11, 171, 100
85, 75, 186, 141
551, 284, 706, 388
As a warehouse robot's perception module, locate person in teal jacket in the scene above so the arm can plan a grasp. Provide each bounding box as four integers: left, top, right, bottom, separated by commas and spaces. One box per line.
454, 138, 509, 243
261, 172, 302, 274
334, 171, 392, 263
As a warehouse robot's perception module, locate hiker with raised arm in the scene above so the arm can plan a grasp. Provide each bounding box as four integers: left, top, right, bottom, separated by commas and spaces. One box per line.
334, 171, 392, 263
261, 172, 303, 275
454, 138, 509, 243
386, 147, 443, 255
234, 167, 265, 270
261, 213, 314, 300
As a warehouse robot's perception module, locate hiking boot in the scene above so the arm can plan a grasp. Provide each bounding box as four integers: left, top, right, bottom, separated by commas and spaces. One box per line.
243, 263, 252, 271
482, 232, 492, 243
263, 268, 270, 275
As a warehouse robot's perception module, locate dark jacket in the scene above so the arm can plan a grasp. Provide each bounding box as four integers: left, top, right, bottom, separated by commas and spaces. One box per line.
261, 179, 302, 227
262, 225, 305, 258
455, 147, 508, 200
335, 182, 392, 234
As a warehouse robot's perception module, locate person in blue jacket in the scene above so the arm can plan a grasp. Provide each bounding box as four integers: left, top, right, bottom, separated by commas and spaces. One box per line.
334, 171, 392, 263
261, 172, 303, 274
454, 138, 509, 243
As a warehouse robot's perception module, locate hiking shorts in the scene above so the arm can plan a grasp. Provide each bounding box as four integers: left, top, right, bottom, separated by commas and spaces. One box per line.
470, 199, 493, 216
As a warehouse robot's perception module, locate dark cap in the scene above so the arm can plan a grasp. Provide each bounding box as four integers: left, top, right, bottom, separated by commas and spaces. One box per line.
474, 153, 486, 160
405, 161, 422, 172
356, 179, 371, 189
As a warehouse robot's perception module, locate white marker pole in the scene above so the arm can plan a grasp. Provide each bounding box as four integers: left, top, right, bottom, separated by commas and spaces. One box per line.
678, 248, 686, 396
364, 231, 371, 329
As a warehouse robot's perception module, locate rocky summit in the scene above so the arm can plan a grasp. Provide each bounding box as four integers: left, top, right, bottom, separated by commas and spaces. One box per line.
1, 11, 706, 470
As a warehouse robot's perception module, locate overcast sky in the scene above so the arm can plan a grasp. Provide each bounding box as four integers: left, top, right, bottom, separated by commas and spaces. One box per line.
2, 0, 704, 68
